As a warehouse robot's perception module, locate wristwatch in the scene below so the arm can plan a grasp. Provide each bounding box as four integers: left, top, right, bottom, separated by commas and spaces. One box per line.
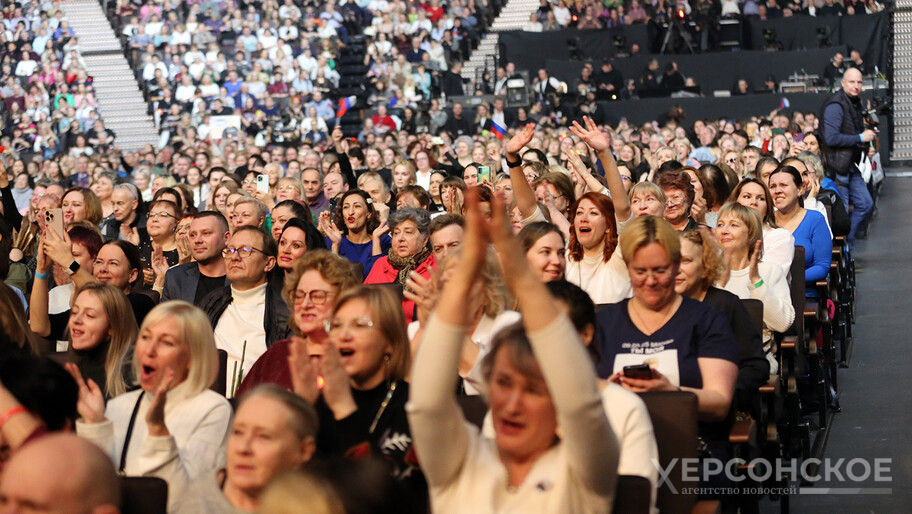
64, 260, 81, 276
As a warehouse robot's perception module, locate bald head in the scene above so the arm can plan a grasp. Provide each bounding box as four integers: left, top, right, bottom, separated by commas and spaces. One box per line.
841, 68, 863, 98
0, 434, 120, 513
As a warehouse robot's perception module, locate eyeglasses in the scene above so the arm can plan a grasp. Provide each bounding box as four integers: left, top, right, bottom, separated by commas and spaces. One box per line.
326, 317, 375, 335
666, 194, 686, 205
222, 246, 266, 259
147, 211, 176, 220
277, 185, 299, 192
294, 289, 332, 305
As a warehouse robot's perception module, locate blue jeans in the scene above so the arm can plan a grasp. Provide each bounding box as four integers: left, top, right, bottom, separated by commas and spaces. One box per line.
835, 171, 873, 245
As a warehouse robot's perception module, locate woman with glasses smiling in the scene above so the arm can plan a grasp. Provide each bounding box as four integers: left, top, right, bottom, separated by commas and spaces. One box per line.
141, 199, 181, 289
236, 250, 360, 396
286, 284, 426, 512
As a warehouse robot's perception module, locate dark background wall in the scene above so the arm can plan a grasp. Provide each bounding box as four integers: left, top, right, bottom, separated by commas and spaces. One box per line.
499, 12, 889, 78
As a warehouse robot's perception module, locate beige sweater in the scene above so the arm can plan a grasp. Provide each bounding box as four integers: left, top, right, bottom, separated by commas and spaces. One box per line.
408, 314, 619, 513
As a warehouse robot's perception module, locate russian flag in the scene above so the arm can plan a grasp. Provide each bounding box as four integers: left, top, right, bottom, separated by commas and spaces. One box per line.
779, 98, 790, 110
491, 120, 506, 140
336, 96, 356, 118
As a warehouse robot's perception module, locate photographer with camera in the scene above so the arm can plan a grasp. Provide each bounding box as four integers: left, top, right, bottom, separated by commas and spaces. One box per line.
819, 67, 875, 246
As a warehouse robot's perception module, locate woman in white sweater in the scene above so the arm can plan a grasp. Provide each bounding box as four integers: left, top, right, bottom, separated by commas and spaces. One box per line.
716, 202, 795, 339
70, 301, 232, 511
408, 192, 618, 513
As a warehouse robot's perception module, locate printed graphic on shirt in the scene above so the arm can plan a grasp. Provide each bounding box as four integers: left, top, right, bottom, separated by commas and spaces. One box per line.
612, 348, 680, 386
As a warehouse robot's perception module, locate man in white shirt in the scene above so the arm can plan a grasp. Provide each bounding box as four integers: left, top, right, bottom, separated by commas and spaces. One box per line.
201, 227, 290, 396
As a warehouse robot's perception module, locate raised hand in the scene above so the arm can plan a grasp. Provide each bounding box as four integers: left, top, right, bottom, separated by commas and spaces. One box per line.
35, 238, 51, 275
176, 235, 191, 264
319, 212, 343, 245
253, 189, 275, 207
287, 336, 320, 404
43, 227, 75, 268
504, 123, 536, 157
372, 220, 389, 240
404, 269, 440, 325
690, 192, 707, 224
145, 368, 175, 437
808, 173, 820, 199
317, 339, 357, 420
150, 242, 169, 287
122, 226, 140, 246
569, 116, 610, 152
65, 363, 106, 424
748, 240, 763, 285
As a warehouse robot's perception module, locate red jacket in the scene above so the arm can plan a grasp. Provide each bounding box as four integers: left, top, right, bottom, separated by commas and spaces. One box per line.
364, 253, 437, 324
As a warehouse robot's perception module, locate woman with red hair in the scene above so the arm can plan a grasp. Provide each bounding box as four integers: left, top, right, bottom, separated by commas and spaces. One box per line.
565, 192, 631, 304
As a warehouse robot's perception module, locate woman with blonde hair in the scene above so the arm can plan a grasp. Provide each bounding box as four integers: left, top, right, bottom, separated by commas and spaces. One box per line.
391, 159, 417, 194
629, 181, 666, 218
715, 202, 795, 369
259, 471, 345, 514
65, 282, 138, 398
288, 285, 426, 511
595, 215, 738, 493
71, 301, 232, 511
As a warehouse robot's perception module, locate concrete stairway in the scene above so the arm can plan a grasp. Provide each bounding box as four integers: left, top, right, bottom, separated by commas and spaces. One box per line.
462, 0, 542, 90
59, 0, 158, 150
892, 2, 910, 161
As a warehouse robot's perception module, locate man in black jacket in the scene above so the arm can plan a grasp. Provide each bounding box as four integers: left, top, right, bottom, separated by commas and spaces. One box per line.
201, 226, 290, 396
442, 102, 473, 136
819, 68, 875, 245
441, 61, 466, 98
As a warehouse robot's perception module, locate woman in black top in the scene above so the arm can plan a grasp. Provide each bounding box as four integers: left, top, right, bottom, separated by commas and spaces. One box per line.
288, 285, 425, 513
675, 229, 770, 411
62, 283, 138, 398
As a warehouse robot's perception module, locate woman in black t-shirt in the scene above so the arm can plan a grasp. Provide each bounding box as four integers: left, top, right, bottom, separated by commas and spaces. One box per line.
593, 216, 739, 422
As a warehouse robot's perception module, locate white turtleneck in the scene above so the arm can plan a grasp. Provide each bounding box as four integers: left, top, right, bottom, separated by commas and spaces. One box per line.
213, 282, 268, 397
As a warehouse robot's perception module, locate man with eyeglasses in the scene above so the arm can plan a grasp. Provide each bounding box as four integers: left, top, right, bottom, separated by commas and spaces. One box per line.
162, 211, 231, 304
200, 226, 290, 396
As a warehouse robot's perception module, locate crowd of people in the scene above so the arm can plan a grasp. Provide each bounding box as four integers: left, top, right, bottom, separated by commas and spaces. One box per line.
0, 0, 883, 511
0, 57, 880, 510
1, 0, 117, 161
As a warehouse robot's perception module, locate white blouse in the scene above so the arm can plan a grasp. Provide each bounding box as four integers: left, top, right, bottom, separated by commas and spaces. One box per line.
565, 249, 632, 305
77, 384, 232, 511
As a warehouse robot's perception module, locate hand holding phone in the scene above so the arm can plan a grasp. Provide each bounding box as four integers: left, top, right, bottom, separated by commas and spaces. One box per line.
622, 364, 653, 380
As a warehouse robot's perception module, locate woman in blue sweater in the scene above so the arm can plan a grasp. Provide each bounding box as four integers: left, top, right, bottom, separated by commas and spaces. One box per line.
770, 165, 832, 292
319, 190, 391, 279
